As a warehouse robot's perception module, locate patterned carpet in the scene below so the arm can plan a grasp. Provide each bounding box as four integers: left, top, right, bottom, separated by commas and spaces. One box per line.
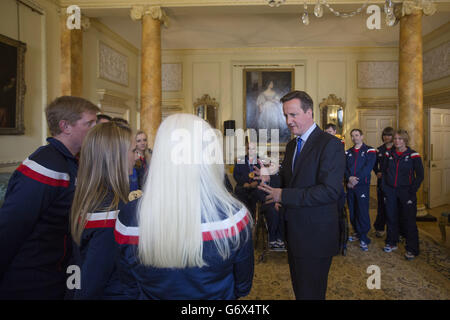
244, 214, 450, 300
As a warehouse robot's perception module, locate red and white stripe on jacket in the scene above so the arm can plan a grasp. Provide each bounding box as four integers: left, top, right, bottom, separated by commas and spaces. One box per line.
16, 158, 70, 187
85, 210, 119, 229
114, 207, 250, 245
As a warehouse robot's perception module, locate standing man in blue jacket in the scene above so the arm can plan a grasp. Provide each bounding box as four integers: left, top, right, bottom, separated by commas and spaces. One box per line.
345, 129, 376, 252
0, 96, 99, 299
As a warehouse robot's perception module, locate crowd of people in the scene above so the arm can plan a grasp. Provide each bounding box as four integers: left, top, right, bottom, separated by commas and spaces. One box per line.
0, 92, 424, 300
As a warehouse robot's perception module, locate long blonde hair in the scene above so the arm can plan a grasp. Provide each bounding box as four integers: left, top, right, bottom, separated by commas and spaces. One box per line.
137, 114, 252, 268
71, 122, 132, 245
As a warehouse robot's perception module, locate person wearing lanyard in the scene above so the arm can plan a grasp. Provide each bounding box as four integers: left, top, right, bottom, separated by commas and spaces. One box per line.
345, 129, 376, 252
382, 129, 424, 260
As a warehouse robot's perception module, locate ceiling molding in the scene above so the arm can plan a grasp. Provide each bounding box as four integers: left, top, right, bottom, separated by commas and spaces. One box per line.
424, 86, 450, 106
57, 1, 389, 9
162, 46, 398, 56
423, 21, 450, 46
357, 96, 398, 109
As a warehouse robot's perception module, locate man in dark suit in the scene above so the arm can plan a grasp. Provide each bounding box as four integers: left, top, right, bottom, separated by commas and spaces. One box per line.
256, 91, 345, 300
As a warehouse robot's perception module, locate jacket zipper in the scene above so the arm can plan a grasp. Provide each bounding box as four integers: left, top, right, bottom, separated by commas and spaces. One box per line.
353, 149, 359, 175
394, 159, 400, 187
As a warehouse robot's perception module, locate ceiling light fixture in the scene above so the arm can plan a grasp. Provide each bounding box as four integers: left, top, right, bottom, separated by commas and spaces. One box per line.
266, 0, 402, 27
266, 0, 286, 8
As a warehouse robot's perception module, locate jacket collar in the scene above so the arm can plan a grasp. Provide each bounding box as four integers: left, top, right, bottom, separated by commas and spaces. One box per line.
47, 137, 77, 160
351, 143, 367, 152
392, 147, 412, 159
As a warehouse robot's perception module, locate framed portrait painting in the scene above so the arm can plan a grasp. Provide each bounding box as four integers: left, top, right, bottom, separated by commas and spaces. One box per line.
244, 69, 293, 144
0, 34, 26, 135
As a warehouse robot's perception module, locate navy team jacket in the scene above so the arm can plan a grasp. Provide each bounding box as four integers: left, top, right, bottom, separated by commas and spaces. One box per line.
382, 147, 424, 193
111, 200, 254, 300
373, 144, 393, 185
345, 143, 377, 187
0, 138, 77, 299
68, 196, 125, 300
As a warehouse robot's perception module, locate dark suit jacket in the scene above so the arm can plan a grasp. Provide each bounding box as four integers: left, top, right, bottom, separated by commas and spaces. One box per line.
271, 126, 345, 258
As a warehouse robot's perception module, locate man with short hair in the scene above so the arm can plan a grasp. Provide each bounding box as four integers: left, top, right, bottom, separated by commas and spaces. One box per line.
256, 91, 345, 300
0, 96, 99, 299
345, 129, 376, 252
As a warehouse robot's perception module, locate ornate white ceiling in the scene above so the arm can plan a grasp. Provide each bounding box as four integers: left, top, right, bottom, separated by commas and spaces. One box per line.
73, 1, 450, 50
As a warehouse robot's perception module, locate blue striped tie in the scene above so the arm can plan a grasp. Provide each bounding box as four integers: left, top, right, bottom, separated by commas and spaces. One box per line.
293, 137, 302, 171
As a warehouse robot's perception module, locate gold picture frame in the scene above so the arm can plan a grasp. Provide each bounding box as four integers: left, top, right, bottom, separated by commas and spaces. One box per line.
0, 33, 26, 135
243, 68, 294, 145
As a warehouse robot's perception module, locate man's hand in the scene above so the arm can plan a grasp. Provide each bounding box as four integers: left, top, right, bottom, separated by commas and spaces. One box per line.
258, 183, 282, 204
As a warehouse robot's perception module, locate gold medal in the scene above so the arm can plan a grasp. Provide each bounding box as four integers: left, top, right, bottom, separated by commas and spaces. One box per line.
248, 172, 255, 179
128, 190, 143, 201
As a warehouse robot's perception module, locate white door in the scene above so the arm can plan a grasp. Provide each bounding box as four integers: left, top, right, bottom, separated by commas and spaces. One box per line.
428, 108, 450, 208
358, 109, 397, 185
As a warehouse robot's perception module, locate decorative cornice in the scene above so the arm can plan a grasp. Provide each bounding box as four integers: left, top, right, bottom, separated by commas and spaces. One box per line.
424, 86, 450, 106
399, 0, 437, 17
96, 89, 133, 101
17, 0, 44, 15
130, 6, 169, 27
357, 97, 398, 109
57, 1, 393, 9
423, 21, 450, 47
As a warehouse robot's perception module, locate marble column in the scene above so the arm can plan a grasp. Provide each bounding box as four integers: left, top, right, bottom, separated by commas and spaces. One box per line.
131, 6, 168, 149
60, 12, 90, 97
397, 0, 436, 216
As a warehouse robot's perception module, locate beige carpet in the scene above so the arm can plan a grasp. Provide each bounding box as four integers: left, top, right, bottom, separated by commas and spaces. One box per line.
244, 222, 450, 300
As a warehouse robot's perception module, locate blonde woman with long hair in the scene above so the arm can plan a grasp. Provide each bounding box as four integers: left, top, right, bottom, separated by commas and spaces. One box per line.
114, 114, 254, 299
69, 121, 136, 299
134, 130, 152, 189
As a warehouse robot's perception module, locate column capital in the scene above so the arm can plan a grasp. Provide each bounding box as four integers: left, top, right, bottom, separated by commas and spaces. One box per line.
130, 6, 169, 27
398, 0, 436, 17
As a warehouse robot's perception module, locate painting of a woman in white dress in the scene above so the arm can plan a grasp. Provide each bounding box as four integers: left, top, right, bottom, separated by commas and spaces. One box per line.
244, 70, 293, 143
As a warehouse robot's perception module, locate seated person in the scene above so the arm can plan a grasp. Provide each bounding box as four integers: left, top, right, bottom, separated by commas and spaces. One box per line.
233, 140, 261, 218
233, 140, 284, 250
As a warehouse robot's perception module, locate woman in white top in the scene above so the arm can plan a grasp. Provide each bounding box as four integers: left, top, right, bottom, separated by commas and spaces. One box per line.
256, 80, 286, 135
